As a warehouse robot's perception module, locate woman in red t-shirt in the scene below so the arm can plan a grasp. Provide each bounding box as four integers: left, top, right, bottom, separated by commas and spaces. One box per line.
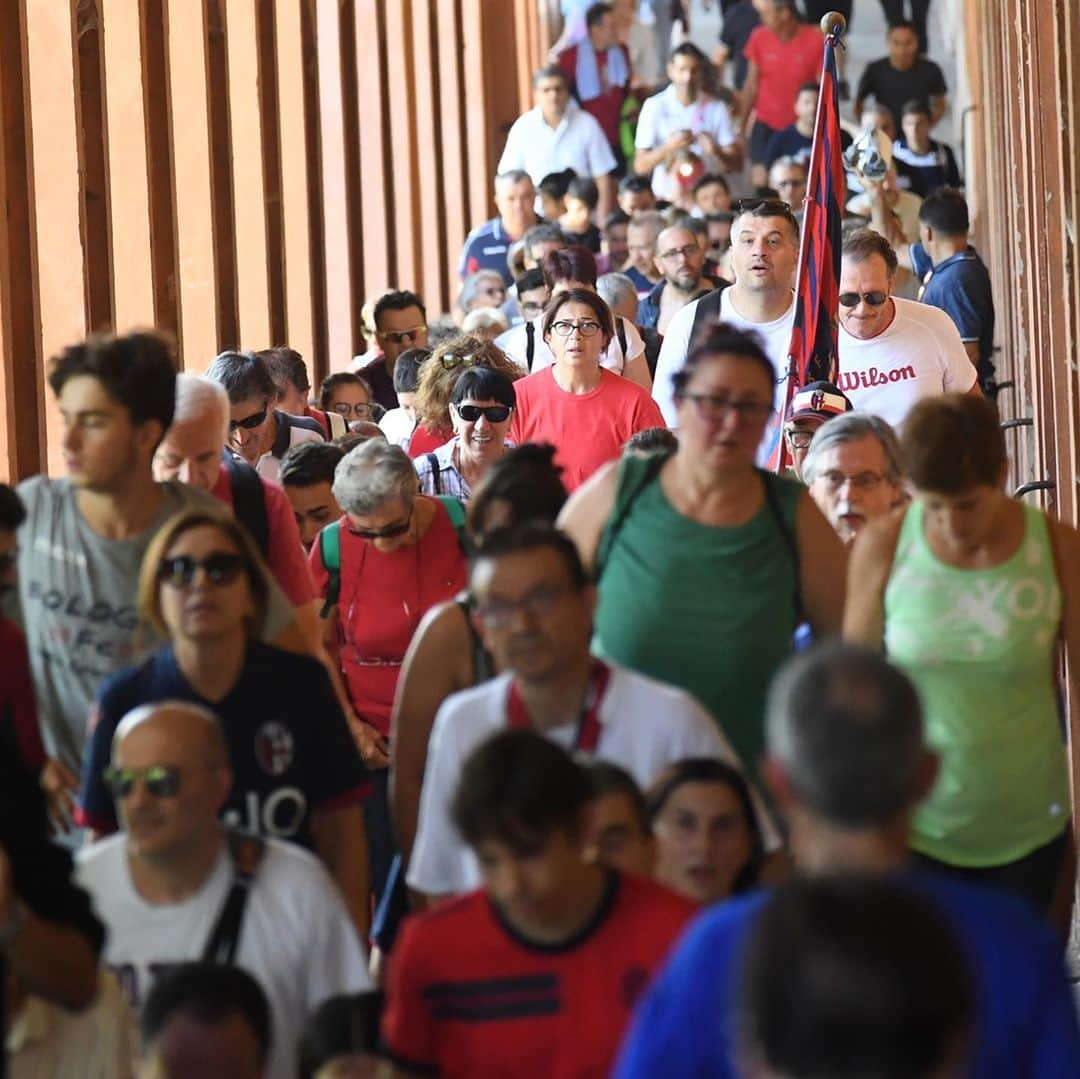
308, 439, 469, 899
407, 334, 524, 458
509, 288, 665, 490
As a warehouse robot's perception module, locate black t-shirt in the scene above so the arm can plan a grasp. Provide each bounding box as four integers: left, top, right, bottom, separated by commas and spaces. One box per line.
719, 1, 760, 89
764, 124, 853, 168
855, 57, 947, 130
80, 641, 369, 846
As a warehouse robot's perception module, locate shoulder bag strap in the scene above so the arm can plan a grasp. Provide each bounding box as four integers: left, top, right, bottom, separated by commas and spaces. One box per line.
688, 282, 730, 351
759, 470, 805, 624
595, 451, 672, 581
318, 520, 342, 618
426, 453, 443, 495
202, 829, 266, 965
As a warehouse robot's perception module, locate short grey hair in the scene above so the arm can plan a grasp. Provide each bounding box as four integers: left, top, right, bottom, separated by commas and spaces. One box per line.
332, 440, 419, 516
597, 272, 638, 314
802, 412, 906, 486
113, 699, 227, 764
495, 170, 532, 196
626, 210, 667, 242
173, 373, 229, 443
458, 269, 506, 315
766, 642, 924, 827
462, 307, 510, 336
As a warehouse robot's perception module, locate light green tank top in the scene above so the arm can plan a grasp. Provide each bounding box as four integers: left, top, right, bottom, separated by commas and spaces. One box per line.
885, 500, 1069, 867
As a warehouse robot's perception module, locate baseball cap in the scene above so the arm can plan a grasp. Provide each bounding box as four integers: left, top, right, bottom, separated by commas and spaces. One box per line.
789, 381, 852, 423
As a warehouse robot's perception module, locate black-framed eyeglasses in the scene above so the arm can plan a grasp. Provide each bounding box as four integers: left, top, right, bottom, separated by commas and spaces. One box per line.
658, 243, 700, 262
439, 352, 482, 371
158, 553, 247, 589
103, 764, 182, 800
551, 319, 603, 338
346, 506, 413, 541
474, 584, 570, 628
676, 392, 774, 424
377, 326, 427, 345
818, 470, 887, 492
838, 290, 889, 308
331, 401, 374, 420
229, 403, 269, 431
455, 404, 512, 423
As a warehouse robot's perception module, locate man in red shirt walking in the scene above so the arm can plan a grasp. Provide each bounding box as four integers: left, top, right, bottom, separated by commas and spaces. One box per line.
383, 729, 695, 1078
741, 0, 825, 188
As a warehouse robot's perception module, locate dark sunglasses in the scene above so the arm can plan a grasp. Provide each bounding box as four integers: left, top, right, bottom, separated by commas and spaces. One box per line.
229, 403, 269, 431
455, 404, 511, 423
346, 507, 413, 541
103, 764, 182, 800
377, 326, 427, 346
158, 553, 247, 588
838, 290, 889, 308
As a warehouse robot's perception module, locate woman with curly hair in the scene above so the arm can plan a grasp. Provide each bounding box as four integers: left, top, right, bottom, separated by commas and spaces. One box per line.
405, 334, 524, 458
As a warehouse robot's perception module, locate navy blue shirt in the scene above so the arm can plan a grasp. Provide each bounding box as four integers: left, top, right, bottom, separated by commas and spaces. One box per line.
764, 123, 852, 168
623, 265, 660, 299
912, 242, 995, 383
79, 641, 368, 847
893, 137, 962, 198
458, 218, 516, 285
615, 870, 1080, 1078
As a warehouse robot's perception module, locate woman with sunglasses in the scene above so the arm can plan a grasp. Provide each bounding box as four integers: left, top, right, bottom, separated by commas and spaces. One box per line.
78, 507, 370, 931
560, 324, 846, 776
309, 440, 469, 905
510, 288, 665, 491
406, 335, 524, 459
414, 368, 517, 499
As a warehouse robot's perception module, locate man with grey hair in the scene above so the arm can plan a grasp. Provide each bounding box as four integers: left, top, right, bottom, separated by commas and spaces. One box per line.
597, 271, 639, 324
623, 210, 666, 298
458, 170, 538, 286
616, 642, 1080, 1078
637, 222, 715, 335
76, 700, 371, 1079
802, 411, 906, 545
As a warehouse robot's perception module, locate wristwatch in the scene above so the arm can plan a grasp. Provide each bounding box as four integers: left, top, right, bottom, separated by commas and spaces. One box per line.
0, 900, 29, 949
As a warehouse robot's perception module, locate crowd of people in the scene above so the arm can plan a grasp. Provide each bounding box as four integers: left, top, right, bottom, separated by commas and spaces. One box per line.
0, 2, 1075, 1077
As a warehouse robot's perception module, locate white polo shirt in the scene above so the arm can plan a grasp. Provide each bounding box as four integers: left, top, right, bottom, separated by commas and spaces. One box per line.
836, 297, 978, 429
407, 663, 779, 898
635, 86, 737, 199
497, 101, 618, 187
496, 314, 645, 376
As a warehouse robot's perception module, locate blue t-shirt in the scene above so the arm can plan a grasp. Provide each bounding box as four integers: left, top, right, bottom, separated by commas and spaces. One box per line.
764, 123, 853, 169
912, 242, 995, 380
615, 870, 1080, 1079
458, 218, 515, 285
79, 641, 368, 848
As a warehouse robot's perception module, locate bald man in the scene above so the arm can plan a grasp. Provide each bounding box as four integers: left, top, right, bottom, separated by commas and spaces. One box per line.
637, 223, 718, 335
76, 701, 372, 1079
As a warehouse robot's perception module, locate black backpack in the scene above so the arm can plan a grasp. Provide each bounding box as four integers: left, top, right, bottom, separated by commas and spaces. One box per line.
687, 281, 732, 349
221, 450, 269, 557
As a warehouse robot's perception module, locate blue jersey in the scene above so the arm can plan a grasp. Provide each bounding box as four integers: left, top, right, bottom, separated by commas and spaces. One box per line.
458, 218, 515, 285
615, 870, 1080, 1079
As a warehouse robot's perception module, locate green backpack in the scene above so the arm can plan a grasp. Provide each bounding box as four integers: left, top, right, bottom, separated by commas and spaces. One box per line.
318, 495, 469, 617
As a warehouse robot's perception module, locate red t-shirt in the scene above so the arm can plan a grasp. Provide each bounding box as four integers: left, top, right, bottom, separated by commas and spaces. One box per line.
307, 500, 467, 736
558, 44, 630, 147
408, 425, 453, 459
744, 24, 825, 130
211, 466, 316, 609
509, 367, 665, 490
0, 619, 46, 772
382, 872, 695, 1078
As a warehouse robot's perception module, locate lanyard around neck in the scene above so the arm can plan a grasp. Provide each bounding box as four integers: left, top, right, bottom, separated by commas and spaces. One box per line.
506, 661, 611, 753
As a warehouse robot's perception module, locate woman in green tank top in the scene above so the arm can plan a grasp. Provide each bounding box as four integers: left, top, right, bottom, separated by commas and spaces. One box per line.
846, 394, 1080, 914
560, 325, 847, 773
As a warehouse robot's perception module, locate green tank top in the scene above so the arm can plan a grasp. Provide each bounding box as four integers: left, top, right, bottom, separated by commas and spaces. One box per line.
592, 453, 802, 769
885, 500, 1069, 867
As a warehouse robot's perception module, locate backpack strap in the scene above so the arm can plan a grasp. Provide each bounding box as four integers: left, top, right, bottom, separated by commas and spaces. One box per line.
456, 594, 495, 686
758, 469, 805, 624
221, 450, 270, 557
525, 321, 536, 371
318, 520, 342, 618
595, 450, 672, 580
426, 453, 443, 495
202, 829, 266, 965
688, 282, 731, 351
615, 316, 627, 360
435, 495, 470, 554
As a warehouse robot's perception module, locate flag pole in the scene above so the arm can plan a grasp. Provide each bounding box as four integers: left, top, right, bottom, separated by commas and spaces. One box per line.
771, 11, 847, 474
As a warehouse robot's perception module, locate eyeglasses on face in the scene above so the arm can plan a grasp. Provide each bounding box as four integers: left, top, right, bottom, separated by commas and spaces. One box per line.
104, 764, 182, 800
784, 428, 816, 449
520, 300, 546, 317
838, 290, 889, 308
474, 584, 570, 628
439, 352, 482, 371
550, 319, 603, 338
455, 404, 512, 423
346, 506, 413, 541
377, 326, 427, 345
158, 553, 247, 589
658, 243, 700, 262
229, 403, 269, 431
331, 401, 373, 420
818, 470, 887, 492
677, 392, 774, 425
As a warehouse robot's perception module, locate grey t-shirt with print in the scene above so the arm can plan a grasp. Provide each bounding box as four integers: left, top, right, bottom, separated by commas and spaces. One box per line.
15, 477, 295, 773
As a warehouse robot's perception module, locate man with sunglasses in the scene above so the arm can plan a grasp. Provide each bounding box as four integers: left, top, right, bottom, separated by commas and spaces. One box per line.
407, 524, 766, 904
76, 700, 370, 1079
355, 290, 429, 412
836, 229, 978, 428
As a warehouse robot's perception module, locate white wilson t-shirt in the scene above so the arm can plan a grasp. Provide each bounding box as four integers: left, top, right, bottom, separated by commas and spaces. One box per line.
496, 315, 645, 376
76, 836, 371, 1079
635, 86, 737, 199
407, 663, 779, 898
837, 297, 977, 428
